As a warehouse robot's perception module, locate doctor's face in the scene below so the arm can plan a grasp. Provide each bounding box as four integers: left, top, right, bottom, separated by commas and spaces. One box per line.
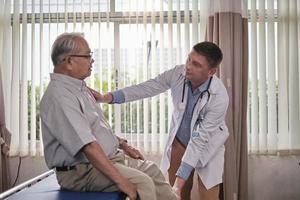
184, 50, 216, 85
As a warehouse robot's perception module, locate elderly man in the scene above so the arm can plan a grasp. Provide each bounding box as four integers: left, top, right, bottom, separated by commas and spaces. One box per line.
40, 32, 178, 200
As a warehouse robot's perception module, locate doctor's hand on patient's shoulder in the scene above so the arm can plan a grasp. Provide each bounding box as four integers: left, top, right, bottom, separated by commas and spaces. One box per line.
120, 142, 145, 160
87, 87, 113, 103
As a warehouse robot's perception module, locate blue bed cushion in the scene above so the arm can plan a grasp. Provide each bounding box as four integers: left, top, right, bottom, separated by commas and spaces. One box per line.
6, 174, 124, 200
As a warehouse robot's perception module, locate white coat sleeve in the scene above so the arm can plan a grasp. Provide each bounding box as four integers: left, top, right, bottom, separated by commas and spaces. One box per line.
119, 65, 182, 102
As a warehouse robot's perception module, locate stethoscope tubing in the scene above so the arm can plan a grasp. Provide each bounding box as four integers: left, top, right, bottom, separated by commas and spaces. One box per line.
181, 76, 213, 129
181, 76, 213, 103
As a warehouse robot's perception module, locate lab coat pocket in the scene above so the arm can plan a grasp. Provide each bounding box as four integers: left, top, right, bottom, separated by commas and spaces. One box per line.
210, 124, 226, 137
191, 127, 210, 145
189, 129, 211, 167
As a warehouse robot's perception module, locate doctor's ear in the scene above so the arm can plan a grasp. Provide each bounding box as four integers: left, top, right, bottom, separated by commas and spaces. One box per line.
208, 68, 217, 76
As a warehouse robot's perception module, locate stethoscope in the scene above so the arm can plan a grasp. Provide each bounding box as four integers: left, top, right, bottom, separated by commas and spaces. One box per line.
180, 76, 213, 131
181, 76, 213, 103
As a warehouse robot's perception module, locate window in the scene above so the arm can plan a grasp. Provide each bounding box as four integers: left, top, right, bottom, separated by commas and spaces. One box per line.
4, 0, 205, 156
247, 0, 300, 154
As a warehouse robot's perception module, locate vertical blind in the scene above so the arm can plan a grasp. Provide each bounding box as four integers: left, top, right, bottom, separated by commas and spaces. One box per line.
1, 0, 208, 156
248, 0, 300, 154
4, 0, 299, 156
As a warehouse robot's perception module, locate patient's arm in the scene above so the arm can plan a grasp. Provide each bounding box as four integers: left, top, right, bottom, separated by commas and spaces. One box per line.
82, 141, 137, 200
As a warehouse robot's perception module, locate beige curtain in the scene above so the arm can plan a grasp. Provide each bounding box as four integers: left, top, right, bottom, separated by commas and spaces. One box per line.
206, 9, 248, 200
0, 65, 11, 192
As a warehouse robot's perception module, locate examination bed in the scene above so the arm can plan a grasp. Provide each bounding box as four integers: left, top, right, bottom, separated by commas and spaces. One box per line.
0, 170, 125, 200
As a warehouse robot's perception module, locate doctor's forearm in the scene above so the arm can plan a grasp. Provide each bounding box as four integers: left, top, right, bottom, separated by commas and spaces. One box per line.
176, 161, 193, 180
111, 90, 125, 104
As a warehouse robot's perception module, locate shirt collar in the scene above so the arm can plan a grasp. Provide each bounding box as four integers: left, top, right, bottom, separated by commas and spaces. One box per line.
187, 78, 211, 94
50, 73, 87, 91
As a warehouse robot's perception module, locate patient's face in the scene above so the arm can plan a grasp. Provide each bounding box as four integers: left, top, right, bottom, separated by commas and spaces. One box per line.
69, 38, 94, 80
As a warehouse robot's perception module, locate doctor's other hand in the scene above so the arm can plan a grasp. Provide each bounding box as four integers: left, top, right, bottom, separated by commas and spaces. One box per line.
172, 177, 186, 200
172, 186, 181, 200
88, 87, 113, 103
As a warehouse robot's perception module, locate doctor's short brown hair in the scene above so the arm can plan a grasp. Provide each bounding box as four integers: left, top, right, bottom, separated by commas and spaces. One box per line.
192, 42, 223, 68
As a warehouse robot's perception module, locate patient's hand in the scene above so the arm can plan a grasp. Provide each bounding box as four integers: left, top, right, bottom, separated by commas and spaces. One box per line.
120, 143, 144, 160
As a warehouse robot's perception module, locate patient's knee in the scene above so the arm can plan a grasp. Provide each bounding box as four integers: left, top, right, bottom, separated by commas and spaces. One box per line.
135, 174, 156, 199
137, 173, 155, 190
144, 161, 164, 178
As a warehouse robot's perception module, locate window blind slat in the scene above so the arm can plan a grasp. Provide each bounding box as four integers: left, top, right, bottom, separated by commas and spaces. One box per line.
98, 0, 102, 95
113, 0, 121, 138
143, 0, 149, 152
64, 0, 68, 30
10, 0, 21, 156
159, 0, 166, 153
184, 0, 190, 58
176, 0, 182, 67
39, 0, 44, 156
151, 0, 158, 153
73, 0, 76, 30
192, 0, 198, 45
199, 0, 208, 41
128, 0, 134, 146
288, 0, 300, 150
267, 0, 277, 153
1, 0, 12, 150
297, 0, 300, 150
167, 0, 173, 132
277, 0, 290, 151
88, 0, 95, 89
20, 0, 29, 156
30, 0, 37, 156
250, 0, 259, 153
258, 0, 267, 153
135, 0, 141, 149
81, 0, 84, 30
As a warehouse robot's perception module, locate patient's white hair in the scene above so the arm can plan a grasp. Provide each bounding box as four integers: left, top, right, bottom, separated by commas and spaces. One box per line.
51, 32, 85, 65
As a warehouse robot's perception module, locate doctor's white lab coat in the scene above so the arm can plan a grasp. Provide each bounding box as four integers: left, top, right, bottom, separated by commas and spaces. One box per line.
117, 65, 229, 189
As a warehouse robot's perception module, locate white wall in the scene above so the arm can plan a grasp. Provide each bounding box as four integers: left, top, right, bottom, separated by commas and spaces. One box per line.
9, 156, 48, 186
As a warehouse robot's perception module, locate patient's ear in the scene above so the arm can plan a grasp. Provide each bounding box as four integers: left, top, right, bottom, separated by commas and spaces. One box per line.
67, 57, 72, 64
65, 57, 73, 70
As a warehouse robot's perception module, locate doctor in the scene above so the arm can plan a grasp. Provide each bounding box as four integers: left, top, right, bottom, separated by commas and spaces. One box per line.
90, 41, 229, 200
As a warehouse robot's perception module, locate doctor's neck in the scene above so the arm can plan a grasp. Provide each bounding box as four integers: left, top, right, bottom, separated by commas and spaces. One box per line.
190, 78, 208, 91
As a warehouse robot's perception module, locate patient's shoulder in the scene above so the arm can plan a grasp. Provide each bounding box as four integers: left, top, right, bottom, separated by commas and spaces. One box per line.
40, 82, 78, 110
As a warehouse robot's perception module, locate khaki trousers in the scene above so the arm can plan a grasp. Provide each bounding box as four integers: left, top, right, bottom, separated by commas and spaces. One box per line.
168, 138, 220, 200
56, 151, 177, 200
